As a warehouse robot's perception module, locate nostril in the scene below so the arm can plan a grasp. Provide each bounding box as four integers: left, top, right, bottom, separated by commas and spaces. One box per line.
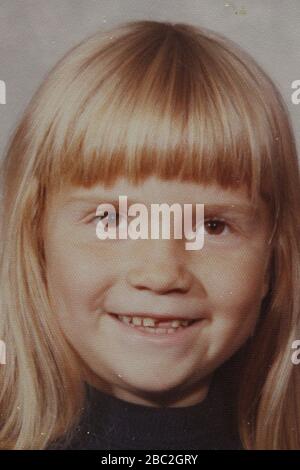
128, 269, 192, 295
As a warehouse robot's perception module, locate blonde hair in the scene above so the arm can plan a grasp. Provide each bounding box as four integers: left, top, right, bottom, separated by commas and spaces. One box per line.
0, 20, 299, 449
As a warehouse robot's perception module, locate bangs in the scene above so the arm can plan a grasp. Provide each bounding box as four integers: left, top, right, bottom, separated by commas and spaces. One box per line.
34, 21, 280, 208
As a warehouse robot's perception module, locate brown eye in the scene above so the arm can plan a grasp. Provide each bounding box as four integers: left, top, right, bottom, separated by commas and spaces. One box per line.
204, 219, 228, 235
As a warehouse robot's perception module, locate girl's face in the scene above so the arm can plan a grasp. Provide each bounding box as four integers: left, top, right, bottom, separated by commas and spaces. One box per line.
44, 176, 272, 406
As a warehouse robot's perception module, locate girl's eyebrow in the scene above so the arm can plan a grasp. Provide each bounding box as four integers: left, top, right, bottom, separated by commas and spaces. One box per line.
204, 204, 260, 218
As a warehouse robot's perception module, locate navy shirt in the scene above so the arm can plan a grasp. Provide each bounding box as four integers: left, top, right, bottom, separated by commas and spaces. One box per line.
53, 352, 244, 450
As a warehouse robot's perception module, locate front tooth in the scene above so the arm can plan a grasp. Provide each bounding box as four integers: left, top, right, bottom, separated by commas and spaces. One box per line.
142, 317, 156, 327
118, 315, 191, 328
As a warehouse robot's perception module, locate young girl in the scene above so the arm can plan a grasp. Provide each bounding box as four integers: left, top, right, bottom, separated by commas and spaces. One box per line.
0, 20, 299, 450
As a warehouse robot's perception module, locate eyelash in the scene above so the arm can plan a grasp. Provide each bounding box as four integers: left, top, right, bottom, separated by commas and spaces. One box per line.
203, 217, 232, 236
89, 212, 234, 237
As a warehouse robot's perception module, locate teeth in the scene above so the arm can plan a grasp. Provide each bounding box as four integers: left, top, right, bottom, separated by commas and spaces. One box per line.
143, 317, 155, 327
117, 315, 192, 328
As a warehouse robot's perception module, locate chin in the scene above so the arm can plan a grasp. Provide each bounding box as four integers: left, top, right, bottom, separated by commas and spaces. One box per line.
116, 370, 195, 398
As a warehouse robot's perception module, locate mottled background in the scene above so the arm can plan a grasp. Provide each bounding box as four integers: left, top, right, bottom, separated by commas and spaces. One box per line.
0, 0, 299, 159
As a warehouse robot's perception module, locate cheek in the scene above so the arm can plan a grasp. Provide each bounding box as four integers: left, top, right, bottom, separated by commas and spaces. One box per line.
193, 247, 269, 365
196, 246, 268, 332
204, 242, 266, 297
214, 258, 264, 308
44, 230, 115, 319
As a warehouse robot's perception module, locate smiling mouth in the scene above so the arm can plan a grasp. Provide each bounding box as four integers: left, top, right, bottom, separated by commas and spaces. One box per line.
110, 313, 199, 335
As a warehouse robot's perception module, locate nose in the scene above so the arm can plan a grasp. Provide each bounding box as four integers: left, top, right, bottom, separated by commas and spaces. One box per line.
127, 240, 193, 294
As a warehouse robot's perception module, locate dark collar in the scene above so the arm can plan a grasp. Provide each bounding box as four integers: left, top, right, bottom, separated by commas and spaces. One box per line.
64, 353, 243, 450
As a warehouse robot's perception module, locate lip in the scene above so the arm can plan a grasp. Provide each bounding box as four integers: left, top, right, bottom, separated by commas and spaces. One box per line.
107, 312, 207, 346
